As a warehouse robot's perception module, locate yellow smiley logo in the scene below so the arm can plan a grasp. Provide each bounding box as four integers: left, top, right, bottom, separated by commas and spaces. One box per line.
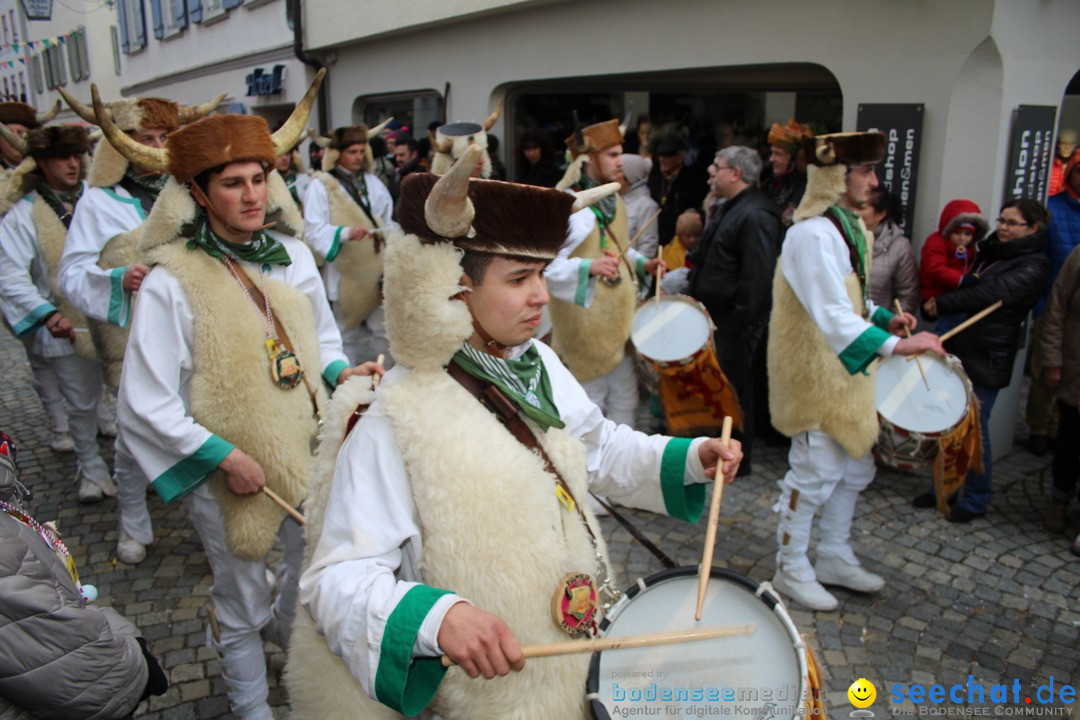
848, 678, 876, 708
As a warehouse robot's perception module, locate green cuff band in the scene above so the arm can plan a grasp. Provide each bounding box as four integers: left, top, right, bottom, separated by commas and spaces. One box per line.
107, 266, 132, 327
636, 256, 647, 284
102, 187, 147, 219
575, 259, 593, 306
839, 325, 893, 375
322, 359, 348, 388
375, 585, 453, 717
152, 434, 234, 504
326, 227, 344, 262
13, 303, 57, 336
871, 305, 893, 330
660, 437, 705, 523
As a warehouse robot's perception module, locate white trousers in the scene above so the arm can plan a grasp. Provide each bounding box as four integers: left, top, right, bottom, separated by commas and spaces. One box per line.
22, 336, 114, 434
581, 354, 639, 427
333, 302, 391, 367
42, 352, 109, 481
774, 430, 875, 582
185, 485, 305, 720
115, 429, 153, 544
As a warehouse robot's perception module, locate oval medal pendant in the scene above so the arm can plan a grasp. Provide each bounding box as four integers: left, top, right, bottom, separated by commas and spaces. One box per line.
271, 348, 304, 389
551, 572, 599, 636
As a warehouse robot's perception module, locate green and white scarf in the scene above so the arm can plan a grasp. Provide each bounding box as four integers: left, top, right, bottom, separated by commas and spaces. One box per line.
453, 342, 564, 431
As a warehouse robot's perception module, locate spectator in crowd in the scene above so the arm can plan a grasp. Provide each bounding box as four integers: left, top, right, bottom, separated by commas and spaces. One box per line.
308, 138, 324, 174
276, 142, 310, 213
919, 199, 988, 331
688, 146, 783, 473
388, 136, 423, 203
1028, 149, 1080, 455
1037, 243, 1080, 555
859, 187, 920, 315
649, 134, 708, 248
1050, 129, 1076, 196
623, 114, 652, 158
367, 135, 395, 188
663, 210, 702, 275
486, 134, 507, 180
515, 129, 561, 188
919, 199, 1051, 522
620, 153, 659, 260
762, 119, 813, 227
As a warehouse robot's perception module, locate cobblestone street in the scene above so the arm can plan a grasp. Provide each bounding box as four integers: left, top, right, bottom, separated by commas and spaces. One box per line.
1, 326, 1077, 718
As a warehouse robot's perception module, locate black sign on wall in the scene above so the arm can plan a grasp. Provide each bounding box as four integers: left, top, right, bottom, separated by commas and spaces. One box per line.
857, 104, 924, 239
1003, 105, 1057, 205
246, 65, 286, 97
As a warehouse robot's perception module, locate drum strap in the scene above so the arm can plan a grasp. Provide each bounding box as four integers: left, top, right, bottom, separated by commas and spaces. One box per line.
590, 494, 678, 569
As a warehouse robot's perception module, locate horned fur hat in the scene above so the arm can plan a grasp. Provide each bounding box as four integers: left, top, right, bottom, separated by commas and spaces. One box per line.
58, 87, 225, 133
429, 99, 503, 177
0, 100, 59, 130
565, 116, 626, 160
792, 131, 886, 223
313, 117, 393, 174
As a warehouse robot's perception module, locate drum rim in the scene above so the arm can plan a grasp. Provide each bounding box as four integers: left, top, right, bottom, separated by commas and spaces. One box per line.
631, 294, 715, 365
585, 565, 800, 715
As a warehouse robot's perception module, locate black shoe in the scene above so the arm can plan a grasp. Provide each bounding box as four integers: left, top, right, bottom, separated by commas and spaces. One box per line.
948, 506, 985, 523
912, 492, 936, 509
1027, 434, 1050, 456
736, 461, 753, 478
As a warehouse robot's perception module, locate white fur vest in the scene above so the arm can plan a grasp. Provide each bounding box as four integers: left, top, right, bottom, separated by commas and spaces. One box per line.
34, 192, 95, 360
87, 227, 139, 389
313, 172, 383, 328
549, 196, 634, 383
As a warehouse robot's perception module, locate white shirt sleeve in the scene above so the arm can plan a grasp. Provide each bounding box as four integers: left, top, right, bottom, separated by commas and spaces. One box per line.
545, 207, 598, 306
302, 179, 345, 262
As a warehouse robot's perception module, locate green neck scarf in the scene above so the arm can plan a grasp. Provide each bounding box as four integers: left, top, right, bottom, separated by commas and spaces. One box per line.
453, 342, 564, 431
829, 204, 868, 281
123, 166, 168, 199
186, 211, 292, 270
578, 172, 617, 227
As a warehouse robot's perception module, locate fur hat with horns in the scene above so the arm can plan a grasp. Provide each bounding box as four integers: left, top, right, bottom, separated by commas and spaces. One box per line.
792, 131, 886, 223
0, 100, 60, 130
565, 116, 626, 160
429, 99, 503, 177
91, 69, 324, 185
312, 118, 393, 174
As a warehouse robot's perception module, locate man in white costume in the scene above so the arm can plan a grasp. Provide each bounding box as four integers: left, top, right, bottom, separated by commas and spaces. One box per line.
304, 121, 397, 364
289, 145, 742, 720
0, 123, 114, 502
546, 118, 663, 426
105, 73, 380, 720
56, 89, 222, 564
767, 131, 944, 611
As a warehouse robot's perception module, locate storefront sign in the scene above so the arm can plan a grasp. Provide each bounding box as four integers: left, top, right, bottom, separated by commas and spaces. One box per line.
245, 65, 285, 97
1003, 105, 1056, 204
857, 103, 924, 238
20, 0, 52, 20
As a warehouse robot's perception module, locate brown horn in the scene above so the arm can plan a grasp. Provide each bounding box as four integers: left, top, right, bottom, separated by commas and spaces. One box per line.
57, 87, 100, 126
178, 91, 227, 124
36, 99, 61, 125
270, 68, 325, 157
481, 98, 503, 131
424, 143, 481, 239
92, 83, 168, 172
0, 122, 28, 156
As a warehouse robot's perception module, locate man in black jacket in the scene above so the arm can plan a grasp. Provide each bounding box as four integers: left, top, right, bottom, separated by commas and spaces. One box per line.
649, 135, 708, 248
688, 146, 783, 471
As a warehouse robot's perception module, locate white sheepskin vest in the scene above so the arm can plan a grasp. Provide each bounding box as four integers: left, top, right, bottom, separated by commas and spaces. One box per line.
548, 195, 634, 383
33, 191, 95, 360
313, 171, 383, 328
87, 227, 139, 389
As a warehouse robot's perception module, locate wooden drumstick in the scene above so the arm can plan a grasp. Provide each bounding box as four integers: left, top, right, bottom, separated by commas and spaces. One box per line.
262, 486, 305, 525
440, 624, 755, 668
895, 300, 930, 392
695, 415, 734, 621
619, 207, 663, 259
909, 300, 1003, 360
373, 353, 385, 389
654, 263, 664, 307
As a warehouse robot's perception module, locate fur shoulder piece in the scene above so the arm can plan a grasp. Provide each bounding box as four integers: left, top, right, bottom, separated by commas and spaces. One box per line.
555, 154, 588, 191
88, 138, 129, 188
0, 157, 39, 214
139, 173, 303, 257
792, 164, 846, 223
383, 232, 473, 371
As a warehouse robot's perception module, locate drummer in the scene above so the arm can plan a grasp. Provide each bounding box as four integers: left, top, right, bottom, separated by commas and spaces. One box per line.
767, 132, 944, 612
294, 146, 743, 718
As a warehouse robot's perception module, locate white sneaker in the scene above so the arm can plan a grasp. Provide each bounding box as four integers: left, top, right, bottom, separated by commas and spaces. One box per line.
77, 472, 104, 503
771, 568, 839, 611
116, 528, 147, 564
97, 418, 118, 438
50, 431, 74, 453
814, 555, 885, 593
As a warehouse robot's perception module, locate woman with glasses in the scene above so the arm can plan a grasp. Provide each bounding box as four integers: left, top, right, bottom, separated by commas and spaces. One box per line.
917, 198, 1051, 522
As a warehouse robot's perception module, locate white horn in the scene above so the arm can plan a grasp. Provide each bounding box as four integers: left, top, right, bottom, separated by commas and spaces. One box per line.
571, 182, 621, 213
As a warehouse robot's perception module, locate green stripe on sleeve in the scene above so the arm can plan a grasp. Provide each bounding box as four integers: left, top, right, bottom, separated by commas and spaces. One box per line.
107, 266, 131, 327
326, 227, 345, 262
838, 325, 893, 375
660, 437, 705, 523
870, 305, 893, 330
322, 359, 348, 388
636, 255, 647, 284
151, 434, 235, 504
374, 585, 453, 717
574, 259, 593, 306
13, 303, 57, 336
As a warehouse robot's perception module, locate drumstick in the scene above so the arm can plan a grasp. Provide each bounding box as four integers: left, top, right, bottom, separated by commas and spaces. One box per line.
894, 300, 930, 392
908, 300, 1004, 361
440, 624, 755, 668
262, 486, 305, 525
619, 208, 663, 259
654, 263, 664, 307
695, 415, 733, 621
373, 353, 385, 389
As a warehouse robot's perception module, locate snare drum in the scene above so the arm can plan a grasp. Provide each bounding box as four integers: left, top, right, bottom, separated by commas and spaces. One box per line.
586, 567, 822, 720
875, 353, 974, 469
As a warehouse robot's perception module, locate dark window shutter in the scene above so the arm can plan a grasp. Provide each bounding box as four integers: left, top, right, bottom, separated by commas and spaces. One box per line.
222, 0, 241, 8
187, 0, 202, 23
132, 0, 146, 48
174, 0, 188, 29
117, 0, 130, 53
149, 0, 164, 39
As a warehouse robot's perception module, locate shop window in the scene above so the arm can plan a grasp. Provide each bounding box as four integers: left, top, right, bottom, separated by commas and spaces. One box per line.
356, 90, 444, 141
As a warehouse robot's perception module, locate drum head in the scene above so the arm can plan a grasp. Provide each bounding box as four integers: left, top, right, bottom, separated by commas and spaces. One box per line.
588, 567, 807, 719
631, 296, 712, 364
876, 354, 969, 434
